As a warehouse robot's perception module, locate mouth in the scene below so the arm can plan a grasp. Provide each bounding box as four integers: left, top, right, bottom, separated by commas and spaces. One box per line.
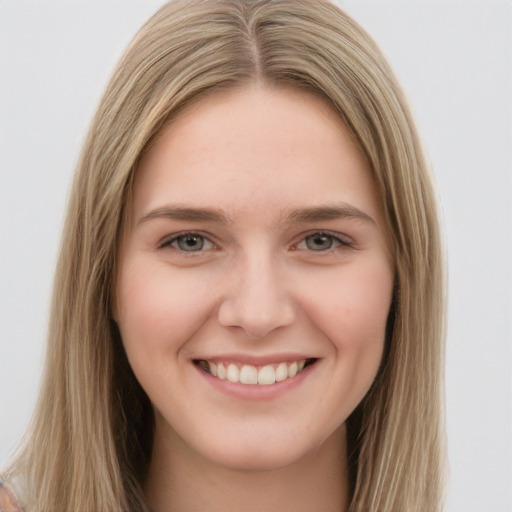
193, 358, 318, 386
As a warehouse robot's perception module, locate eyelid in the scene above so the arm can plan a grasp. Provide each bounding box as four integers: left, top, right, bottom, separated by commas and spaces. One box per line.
158, 231, 218, 251
157, 229, 353, 253
292, 230, 354, 251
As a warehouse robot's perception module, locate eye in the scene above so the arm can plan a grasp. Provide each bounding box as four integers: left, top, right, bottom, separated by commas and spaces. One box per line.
295, 232, 352, 252
161, 232, 216, 252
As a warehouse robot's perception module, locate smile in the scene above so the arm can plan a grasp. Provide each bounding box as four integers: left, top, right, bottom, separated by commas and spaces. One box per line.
194, 359, 316, 385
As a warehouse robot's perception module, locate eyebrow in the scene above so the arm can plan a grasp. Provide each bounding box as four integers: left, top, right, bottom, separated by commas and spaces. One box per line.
138, 206, 231, 225
286, 203, 376, 225
138, 202, 375, 226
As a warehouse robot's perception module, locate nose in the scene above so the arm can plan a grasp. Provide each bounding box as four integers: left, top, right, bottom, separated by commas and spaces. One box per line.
217, 253, 296, 339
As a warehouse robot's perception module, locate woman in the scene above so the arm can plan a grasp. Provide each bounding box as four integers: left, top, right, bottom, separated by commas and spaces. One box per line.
1, 0, 446, 510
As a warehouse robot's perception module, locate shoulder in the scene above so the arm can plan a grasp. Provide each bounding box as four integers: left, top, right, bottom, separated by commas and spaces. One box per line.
0, 477, 25, 512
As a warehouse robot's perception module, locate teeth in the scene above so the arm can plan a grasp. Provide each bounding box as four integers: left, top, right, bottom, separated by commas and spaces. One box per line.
217, 362, 226, 380
288, 361, 298, 378
258, 365, 276, 385
201, 359, 311, 386
275, 362, 288, 382
239, 365, 258, 384
226, 363, 239, 383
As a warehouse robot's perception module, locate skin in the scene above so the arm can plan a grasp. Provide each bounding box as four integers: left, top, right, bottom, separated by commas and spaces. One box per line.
115, 85, 394, 512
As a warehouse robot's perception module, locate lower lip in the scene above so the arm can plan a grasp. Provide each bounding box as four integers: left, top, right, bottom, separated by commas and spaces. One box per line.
194, 362, 316, 401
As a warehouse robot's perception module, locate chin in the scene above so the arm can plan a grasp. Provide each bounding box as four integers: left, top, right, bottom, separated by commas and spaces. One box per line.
194, 423, 341, 473
204, 444, 308, 472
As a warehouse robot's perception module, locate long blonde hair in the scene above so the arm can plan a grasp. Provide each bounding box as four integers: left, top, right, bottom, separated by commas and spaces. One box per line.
9, 1, 446, 510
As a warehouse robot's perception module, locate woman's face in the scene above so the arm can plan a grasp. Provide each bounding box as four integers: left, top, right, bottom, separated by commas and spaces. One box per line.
115, 85, 394, 471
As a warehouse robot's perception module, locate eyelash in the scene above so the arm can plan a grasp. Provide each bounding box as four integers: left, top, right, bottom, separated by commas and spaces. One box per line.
159, 232, 218, 253
292, 231, 353, 252
159, 231, 353, 254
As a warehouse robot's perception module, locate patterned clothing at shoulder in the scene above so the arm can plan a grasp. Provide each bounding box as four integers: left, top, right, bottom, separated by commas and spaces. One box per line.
0, 478, 24, 512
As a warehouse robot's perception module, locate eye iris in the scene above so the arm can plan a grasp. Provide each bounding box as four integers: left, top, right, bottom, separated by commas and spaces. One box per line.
177, 235, 204, 251
306, 234, 333, 251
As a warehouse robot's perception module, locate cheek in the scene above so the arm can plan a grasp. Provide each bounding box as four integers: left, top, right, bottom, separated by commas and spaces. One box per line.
115, 257, 215, 361
300, 258, 394, 355
302, 260, 394, 416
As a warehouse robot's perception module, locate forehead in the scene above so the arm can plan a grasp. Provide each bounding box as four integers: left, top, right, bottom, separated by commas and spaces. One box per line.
131, 85, 381, 225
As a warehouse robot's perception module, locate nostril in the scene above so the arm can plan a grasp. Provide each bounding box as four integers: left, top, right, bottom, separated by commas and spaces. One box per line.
217, 306, 296, 339
216, 271, 296, 338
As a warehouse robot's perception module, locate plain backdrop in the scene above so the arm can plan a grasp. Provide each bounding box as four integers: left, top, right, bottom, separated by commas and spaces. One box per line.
1, 1, 511, 511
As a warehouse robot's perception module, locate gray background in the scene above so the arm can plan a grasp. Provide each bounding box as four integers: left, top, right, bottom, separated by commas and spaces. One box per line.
1, 1, 511, 510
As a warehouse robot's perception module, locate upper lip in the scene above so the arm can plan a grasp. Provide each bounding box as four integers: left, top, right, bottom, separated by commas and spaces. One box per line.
192, 353, 318, 366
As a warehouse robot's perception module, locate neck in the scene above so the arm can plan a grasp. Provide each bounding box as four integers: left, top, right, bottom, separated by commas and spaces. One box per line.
145, 422, 349, 512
